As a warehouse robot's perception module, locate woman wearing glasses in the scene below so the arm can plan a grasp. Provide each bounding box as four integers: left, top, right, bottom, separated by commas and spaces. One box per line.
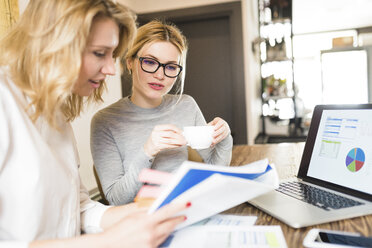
91, 20, 233, 205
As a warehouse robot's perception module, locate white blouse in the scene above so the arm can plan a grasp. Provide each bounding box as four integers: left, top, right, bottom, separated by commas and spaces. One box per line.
0, 68, 110, 248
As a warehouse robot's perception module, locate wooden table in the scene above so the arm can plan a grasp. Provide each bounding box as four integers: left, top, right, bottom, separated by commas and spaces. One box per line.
223, 143, 372, 248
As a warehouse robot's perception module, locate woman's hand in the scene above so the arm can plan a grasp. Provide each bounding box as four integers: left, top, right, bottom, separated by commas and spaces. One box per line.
29, 201, 189, 248
144, 124, 187, 157
101, 201, 189, 248
208, 117, 231, 146
100, 202, 144, 230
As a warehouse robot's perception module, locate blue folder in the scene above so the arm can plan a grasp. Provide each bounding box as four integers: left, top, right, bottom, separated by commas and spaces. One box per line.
156, 164, 272, 209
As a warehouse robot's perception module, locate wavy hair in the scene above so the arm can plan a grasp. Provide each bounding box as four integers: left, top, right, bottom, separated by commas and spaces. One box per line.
0, 0, 136, 127
125, 20, 188, 96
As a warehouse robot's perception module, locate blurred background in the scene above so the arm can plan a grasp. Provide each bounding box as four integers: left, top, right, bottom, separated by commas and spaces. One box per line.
3, 0, 371, 196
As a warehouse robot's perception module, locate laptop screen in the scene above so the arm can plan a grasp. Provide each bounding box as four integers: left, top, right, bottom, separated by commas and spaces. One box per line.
306, 108, 372, 196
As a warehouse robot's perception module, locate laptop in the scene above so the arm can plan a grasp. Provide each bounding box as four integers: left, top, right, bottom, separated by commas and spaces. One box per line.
249, 104, 372, 228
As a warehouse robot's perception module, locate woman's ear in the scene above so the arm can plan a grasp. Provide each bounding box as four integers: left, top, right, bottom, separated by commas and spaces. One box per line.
126, 58, 133, 75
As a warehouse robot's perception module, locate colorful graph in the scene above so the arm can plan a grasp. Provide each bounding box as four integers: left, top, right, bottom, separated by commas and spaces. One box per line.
345, 148, 365, 172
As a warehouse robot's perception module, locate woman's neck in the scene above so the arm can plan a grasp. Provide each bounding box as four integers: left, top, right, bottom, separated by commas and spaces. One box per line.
130, 92, 162, 109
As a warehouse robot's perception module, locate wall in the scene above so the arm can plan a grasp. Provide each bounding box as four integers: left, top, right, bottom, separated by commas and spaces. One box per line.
18, 0, 28, 13
121, 0, 239, 14
293, 0, 372, 35
1, 0, 18, 37
71, 69, 122, 192
241, 0, 261, 146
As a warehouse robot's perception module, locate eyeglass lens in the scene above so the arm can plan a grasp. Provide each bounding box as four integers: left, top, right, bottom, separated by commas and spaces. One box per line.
140, 57, 182, 78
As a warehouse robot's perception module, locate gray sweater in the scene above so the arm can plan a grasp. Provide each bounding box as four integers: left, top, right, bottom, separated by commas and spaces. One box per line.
90, 94, 233, 205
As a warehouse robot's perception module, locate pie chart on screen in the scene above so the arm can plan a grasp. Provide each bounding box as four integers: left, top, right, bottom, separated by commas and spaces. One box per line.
345, 148, 365, 172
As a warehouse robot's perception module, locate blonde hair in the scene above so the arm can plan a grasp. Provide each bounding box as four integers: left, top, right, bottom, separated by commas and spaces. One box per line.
126, 20, 188, 96
0, 0, 136, 127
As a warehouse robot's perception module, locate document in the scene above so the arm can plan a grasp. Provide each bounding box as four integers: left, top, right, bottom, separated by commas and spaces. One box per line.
192, 214, 257, 227
160, 225, 288, 248
141, 159, 279, 230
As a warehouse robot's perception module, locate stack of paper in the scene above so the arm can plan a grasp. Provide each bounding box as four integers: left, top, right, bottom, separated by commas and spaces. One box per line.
159, 214, 287, 248
161, 224, 288, 248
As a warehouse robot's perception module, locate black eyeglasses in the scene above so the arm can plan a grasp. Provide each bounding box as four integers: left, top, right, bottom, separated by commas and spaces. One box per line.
138, 57, 183, 78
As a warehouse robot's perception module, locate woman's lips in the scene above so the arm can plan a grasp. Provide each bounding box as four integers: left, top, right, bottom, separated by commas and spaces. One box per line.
148, 83, 164, 90
90, 79, 101, 89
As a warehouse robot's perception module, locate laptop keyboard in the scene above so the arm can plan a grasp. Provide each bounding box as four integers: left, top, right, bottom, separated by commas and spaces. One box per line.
276, 181, 364, 211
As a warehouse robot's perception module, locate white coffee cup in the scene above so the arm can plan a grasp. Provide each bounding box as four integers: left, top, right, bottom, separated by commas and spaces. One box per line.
183, 126, 214, 149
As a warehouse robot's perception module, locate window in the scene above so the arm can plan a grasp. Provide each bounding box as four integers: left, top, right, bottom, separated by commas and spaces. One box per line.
321, 49, 368, 104
292, 30, 363, 110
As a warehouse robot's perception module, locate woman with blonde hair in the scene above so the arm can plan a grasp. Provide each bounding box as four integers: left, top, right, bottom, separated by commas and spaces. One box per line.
91, 20, 233, 205
0, 1, 188, 247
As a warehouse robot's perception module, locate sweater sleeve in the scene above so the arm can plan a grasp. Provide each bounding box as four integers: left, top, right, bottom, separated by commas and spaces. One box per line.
186, 96, 233, 166
90, 112, 152, 205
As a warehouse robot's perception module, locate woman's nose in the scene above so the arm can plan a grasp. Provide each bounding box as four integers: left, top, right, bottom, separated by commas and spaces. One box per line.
154, 66, 165, 80
102, 57, 116, 76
